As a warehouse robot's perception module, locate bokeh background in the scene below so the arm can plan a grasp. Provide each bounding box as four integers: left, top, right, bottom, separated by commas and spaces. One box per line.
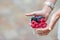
0, 0, 60, 40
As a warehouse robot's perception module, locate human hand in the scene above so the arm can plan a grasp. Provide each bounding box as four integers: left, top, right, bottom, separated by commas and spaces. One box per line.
26, 10, 49, 20
35, 27, 51, 36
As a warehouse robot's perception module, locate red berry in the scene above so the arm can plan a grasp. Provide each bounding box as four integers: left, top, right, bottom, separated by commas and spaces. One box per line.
31, 20, 36, 24
31, 18, 47, 29
42, 23, 47, 28
39, 23, 42, 28
35, 25, 40, 28
34, 22, 38, 25
40, 18, 46, 22
31, 24, 35, 28
31, 20, 39, 28
40, 22, 44, 25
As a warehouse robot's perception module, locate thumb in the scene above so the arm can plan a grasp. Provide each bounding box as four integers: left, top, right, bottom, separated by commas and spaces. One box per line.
25, 13, 44, 16
25, 13, 35, 16
25, 11, 44, 16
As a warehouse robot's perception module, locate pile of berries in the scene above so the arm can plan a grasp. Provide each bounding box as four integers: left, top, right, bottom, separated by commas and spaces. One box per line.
31, 16, 47, 28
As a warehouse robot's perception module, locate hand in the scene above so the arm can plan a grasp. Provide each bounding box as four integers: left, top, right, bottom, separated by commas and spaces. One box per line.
25, 9, 51, 35
35, 9, 60, 36
26, 10, 49, 20
35, 27, 51, 36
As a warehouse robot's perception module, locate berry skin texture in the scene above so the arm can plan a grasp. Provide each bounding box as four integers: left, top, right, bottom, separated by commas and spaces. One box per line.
40, 18, 46, 23
42, 23, 47, 28
31, 16, 47, 28
31, 20, 35, 24
31, 23, 35, 28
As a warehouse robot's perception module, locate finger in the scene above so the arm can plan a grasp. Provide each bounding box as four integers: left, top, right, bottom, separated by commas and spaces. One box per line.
35, 29, 48, 36
38, 33, 48, 36
38, 33, 44, 36
25, 13, 43, 16
25, 13, 35, 16
36, 29, 44, 34
36, 31, 44, 36
37, 32, 47, 36
42, 30, 50, 35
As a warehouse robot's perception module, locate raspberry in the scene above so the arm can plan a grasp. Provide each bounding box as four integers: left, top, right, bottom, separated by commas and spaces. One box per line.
31, 20, 39, 28
41, 22, 44, 25
35, 25, 40, 28
34, 21, 38, 25
31, 24, 36, 28
31, 16, 47, 29
42, 23, 47, 28
31, 20, 36, 24
40, 18, 46, 22
39, 23, 42, 28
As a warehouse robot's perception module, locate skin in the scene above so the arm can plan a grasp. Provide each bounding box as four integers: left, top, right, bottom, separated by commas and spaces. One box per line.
35, 9, 60, 36
26, 0, 57, 35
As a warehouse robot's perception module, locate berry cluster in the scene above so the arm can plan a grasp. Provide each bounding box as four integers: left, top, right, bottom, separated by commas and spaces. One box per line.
31, 16, 47, 28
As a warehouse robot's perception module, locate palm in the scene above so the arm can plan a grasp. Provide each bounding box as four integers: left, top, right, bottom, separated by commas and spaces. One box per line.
35, 27, 50, 35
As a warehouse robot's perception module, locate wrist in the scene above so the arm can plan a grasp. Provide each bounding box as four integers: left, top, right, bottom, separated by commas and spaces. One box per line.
42, 5, 52, 14
42, 0, 57, 14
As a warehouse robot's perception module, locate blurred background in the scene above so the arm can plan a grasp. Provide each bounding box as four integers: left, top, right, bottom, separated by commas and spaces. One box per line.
0, 0, 60, 40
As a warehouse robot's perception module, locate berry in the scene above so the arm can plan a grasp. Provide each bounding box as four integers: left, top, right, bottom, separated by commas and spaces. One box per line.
31, 20, 35, 24
30, 16, 47, 29
38, 24, 42, 28
40, 18, 46, 22
31, 24, 36, 28
34, 21, 38, 25
35, 25, 39, 28
42, 23, 47, 28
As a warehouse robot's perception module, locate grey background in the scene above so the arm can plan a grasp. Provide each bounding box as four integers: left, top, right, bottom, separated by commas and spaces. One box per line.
0, 0, 60, 40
